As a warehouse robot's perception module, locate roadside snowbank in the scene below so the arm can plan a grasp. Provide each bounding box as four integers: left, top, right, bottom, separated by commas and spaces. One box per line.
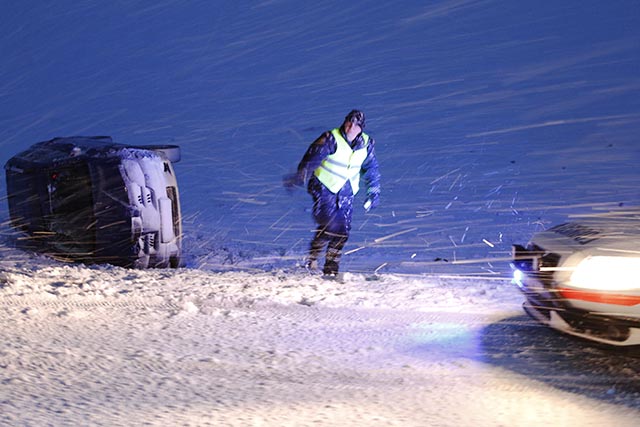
0, 258, 519, 315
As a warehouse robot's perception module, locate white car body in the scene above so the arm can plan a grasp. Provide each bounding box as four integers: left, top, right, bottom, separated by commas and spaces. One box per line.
512, 212, 640, 346
120, 148, 182, 268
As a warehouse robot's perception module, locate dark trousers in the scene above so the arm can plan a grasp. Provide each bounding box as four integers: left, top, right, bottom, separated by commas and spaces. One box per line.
308, 178, 354, 275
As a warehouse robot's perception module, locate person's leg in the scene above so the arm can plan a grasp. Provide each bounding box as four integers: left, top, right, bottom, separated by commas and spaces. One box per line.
322, 193, 354, 276
323, 232, 347, 275
306, 227, 326, 270
307, 184, 337, 270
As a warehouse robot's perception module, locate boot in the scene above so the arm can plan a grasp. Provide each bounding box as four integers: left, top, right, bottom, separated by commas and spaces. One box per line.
306, 231, 326, 272
322, 236, 346, 277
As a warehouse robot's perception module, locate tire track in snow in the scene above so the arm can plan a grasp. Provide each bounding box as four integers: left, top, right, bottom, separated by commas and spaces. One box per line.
0, 294, 178, 311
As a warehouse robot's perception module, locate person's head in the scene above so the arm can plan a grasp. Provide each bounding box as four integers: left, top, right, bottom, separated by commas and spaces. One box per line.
343, 110, 365, 139
344, 109, 365, 130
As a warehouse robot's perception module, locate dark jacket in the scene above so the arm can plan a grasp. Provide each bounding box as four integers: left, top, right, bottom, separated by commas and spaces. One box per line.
294, 127, 381, 204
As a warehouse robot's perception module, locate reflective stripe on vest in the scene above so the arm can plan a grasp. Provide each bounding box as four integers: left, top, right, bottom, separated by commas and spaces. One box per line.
314, 128, 369, 194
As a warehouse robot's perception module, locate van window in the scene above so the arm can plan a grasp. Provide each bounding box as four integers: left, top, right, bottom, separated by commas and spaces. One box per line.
47, 164, 96, 253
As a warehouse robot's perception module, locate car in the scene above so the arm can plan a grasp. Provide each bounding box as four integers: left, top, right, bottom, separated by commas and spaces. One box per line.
511, 211, 640, 346
4, 136, 183, 268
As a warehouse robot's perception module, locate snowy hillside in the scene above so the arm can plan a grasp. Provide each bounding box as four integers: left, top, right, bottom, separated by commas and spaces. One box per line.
1, 1, 638, 276
1, 1, 639, 426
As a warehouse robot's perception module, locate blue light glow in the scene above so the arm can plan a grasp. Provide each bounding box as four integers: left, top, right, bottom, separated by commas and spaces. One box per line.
512, 269, 524, 288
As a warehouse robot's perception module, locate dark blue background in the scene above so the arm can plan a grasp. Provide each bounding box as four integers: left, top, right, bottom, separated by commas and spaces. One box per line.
1, 1, 638, 274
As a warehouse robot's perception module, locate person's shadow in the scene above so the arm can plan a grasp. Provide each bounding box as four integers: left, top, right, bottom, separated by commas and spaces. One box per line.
477, 314, 640, 409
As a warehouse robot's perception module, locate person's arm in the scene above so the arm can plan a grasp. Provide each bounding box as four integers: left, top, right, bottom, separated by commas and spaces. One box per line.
361, 138, 381, 210
284, 132, 335, 188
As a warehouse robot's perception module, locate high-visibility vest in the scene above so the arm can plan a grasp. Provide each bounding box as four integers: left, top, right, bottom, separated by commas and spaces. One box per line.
314, 128, 369, 194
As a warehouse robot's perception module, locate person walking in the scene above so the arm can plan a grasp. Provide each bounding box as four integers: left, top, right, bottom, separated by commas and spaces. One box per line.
284, 110, 381, 278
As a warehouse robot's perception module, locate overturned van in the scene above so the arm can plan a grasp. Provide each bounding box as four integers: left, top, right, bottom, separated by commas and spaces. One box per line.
4, 136, 182, 268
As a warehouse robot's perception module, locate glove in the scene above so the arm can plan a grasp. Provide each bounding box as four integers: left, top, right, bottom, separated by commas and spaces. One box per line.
283, 173, 304, 193
363, 192, 379, 212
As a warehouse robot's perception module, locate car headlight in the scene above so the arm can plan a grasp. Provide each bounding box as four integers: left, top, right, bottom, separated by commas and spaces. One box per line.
570, 256, 640, 291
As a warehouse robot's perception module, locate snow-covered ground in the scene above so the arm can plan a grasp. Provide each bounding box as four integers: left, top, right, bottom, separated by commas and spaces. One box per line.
1, 1, 640, 426
2, 260, 640, 426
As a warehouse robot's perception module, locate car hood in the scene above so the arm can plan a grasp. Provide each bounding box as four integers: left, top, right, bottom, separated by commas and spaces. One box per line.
528, 212, 640, 279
